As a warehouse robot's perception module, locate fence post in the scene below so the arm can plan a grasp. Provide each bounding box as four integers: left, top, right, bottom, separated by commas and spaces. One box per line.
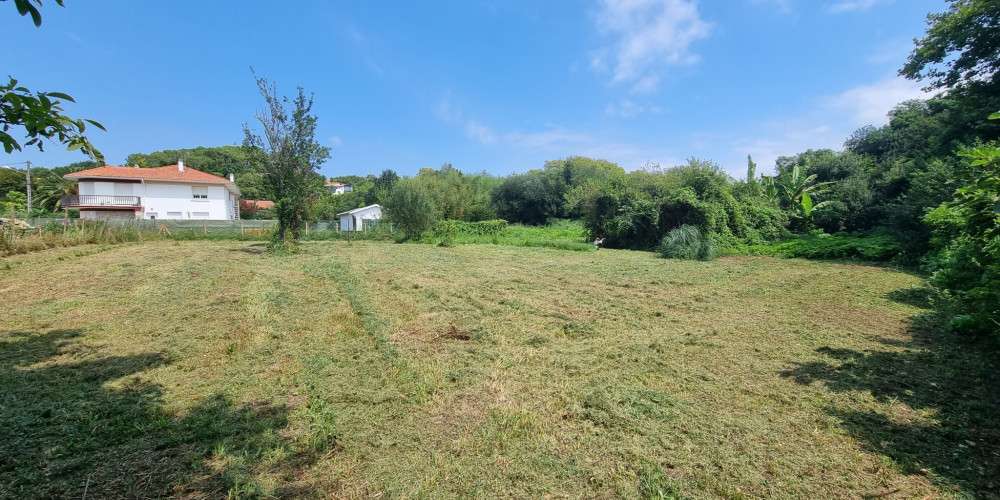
241, 220, 244, 236
9, 206, 15, 241
63, 209, 68, 240
203, 220, 207, 234
306, 221, 309, 235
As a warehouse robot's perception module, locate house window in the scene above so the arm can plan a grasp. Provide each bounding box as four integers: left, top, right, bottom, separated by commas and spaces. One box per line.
192, 212, 210, 219
166, 212, 182, 219
192, 186, 208, 199
147, 212, 158, 219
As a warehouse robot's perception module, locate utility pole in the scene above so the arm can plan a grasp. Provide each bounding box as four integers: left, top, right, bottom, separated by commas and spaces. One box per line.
24, 160, 32, 213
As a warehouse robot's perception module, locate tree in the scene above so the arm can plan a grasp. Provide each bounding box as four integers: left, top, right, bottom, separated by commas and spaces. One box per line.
762, 163, 839, 227
365, 169, 399, 206
125, 145, 270, 200
901, 1, 1000, 145
383, 179, 436, 241
902, 0, 1000, 93
242, 71, 330, 246
2, 1, 105, 162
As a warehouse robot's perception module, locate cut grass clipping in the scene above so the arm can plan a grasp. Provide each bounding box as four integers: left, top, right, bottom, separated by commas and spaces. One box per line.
1, 239, 996, 498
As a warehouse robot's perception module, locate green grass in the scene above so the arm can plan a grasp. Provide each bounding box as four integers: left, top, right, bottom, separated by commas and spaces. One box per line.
425, 219, 595, 252
1, 241, 997, 498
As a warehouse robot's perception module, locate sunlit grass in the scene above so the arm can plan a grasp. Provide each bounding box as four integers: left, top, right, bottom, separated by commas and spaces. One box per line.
1, 240, 996, 498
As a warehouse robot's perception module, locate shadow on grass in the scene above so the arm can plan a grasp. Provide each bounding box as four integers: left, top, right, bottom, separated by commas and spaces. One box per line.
0, 329, 314, 499
780, 318, 1000, 496
886, 285, 937, 310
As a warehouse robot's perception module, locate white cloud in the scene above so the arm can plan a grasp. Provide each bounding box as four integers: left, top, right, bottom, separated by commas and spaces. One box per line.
828, 0, 883, 13
605, 99, 662, 117
435, 91, 461, 123
725, 75, 930, 178
825, 76, 929, 126
329, 136, 343, 147
592, 0, 712, 92
465, 121, 497, 144
504, 128, 591, 149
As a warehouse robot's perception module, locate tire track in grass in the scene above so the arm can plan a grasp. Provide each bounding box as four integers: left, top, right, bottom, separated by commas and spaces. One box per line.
305, 260, 399, 358
302, 258, 442, 406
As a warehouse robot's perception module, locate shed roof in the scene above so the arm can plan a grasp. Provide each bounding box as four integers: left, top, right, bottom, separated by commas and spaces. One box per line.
336, 204, 382, 217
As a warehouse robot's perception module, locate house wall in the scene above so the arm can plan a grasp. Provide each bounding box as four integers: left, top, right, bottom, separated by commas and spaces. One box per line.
338, 206, 382, 231
81, 210, 137, 220
77, 180, 236, 220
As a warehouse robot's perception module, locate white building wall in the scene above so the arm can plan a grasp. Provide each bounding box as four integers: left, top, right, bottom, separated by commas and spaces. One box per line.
338, 205, 382, 231
140, 182, 232, 220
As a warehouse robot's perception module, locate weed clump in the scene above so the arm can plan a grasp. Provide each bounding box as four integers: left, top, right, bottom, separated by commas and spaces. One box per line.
656, 225, 716, 261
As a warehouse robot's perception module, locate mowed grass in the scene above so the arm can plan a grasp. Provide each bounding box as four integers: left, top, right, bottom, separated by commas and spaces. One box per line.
1, 240, 998, 499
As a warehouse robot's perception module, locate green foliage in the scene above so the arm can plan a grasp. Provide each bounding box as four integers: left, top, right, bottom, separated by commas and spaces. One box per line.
383, 179, 436, 241
901, 0, 1000, 93
656, 225, 716, 261
492, 167, 568, 225
365, 169, 399, 206
242, 71, 330, 246
736, 232, 904, 262
434, 220, 456, 247
573, 158, 784, 252
923, 138, 1000, 336
412, 164, 500, 221
125, 145, 270, 200
2, 190, 26, 213
0, 77, 105, 162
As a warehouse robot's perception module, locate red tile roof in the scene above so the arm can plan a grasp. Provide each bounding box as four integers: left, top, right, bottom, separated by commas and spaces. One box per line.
65, 164, 231, 183
239, 199, 274, 210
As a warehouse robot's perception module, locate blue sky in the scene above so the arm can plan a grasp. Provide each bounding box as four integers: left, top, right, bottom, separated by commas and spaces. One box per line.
3, 0, 943, 179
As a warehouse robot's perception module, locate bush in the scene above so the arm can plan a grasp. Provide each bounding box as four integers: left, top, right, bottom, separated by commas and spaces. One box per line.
657, 225, 716, 261
732, 231, 903, 262
383, 180, 437, 241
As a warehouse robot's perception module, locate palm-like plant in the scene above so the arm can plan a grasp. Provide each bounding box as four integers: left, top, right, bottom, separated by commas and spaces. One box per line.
33, 172, 77, 212
765, 163, 840, 220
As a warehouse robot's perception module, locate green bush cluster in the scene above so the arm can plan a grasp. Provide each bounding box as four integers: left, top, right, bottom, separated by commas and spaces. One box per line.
735, 231, 903, 262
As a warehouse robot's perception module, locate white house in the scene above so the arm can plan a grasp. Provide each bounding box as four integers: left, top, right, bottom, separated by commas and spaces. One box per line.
325, 180, 353, 195
62, 160, 241, 220
337, 204, 382, 231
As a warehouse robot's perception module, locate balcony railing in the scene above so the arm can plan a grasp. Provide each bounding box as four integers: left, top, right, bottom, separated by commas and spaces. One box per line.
61, 195, 141, 208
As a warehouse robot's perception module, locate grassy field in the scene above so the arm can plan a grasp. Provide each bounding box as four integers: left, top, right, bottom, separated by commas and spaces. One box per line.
1, 240, 997, 499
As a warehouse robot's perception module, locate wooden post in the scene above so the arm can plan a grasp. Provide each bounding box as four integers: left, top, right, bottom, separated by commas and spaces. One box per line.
306, 221, 309, 235
63, 209, 68, 239
203, 220, 207, 234
9, 206, 15, 241
241, 220, 244, 235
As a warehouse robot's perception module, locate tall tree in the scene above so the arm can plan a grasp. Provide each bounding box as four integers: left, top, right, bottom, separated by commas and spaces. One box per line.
902, 0, 1000, 93
901, 0, 1000, 144
242, 71, 330, 246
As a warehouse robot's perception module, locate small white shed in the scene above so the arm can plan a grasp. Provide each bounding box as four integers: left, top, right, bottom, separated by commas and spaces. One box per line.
337, 204, 382, 231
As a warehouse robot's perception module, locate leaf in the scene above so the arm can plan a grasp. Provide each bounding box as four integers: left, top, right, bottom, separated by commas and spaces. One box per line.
990, 111, 1000, 120
46, 92, 75, 102
801, 190, 814, 217
85, 119, 107, 131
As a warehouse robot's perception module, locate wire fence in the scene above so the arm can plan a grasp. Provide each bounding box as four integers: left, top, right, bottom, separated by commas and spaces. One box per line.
11, 218, 343, 235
